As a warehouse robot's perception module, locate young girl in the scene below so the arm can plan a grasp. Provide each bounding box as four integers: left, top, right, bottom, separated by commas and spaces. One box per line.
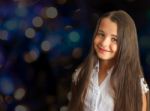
68, 10, 149, 111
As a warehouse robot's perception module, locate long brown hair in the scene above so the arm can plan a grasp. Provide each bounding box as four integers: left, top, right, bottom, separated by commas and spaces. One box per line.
68, 10, 149, 111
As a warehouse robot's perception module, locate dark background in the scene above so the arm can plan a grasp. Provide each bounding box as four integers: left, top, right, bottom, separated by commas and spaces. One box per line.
0, 0, 150, 111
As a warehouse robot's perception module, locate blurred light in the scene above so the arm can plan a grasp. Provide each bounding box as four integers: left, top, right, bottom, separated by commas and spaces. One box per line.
0, 30, 8, 40
32, 16, 43, 27
60, 106, 68, 111
17, 20, 28, 31
24, 48, 39, 63
25, 28, 36, 38
24, 53, 33, 63
15, 105, 28, 111
67, 91, 71, 101
72, 47, 82, 59
0, 77, 14, 95
43, 35, 61, 51
146, 54, 150, 65
14, 88, 26, 100
73, 9, 81, 20
41, 40, 51, 52
68, 31, 80, 42
64, 25, 73, 31
46, 7, 58, 19
14, 0, 27, 7
75, 9, 80, 13
57, 0, 67, 5
15, 6, 28, 17
5, 20, 18, 30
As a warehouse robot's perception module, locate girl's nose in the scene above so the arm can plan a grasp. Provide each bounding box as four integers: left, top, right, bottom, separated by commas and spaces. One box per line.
101, 37, 110, 47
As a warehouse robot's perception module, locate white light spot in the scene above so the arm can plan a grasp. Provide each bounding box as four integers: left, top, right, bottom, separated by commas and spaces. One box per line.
25, 28, 36, 38
14, 88, 26, 100
15, 105, 28, 111
32, 16, 43, 27
41, 40, 51, 52
46, 7, 58, 19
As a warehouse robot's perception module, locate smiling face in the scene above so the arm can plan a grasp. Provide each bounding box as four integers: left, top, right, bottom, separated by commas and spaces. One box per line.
94, 18, 118, 62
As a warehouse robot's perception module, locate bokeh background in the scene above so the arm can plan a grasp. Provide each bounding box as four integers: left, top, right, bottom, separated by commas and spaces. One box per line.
0, 0, 150, 111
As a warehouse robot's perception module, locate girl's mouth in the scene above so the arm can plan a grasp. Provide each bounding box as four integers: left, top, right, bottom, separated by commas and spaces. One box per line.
98, 47, 110, 52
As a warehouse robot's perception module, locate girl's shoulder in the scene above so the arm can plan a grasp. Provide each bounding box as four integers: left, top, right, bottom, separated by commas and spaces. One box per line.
140, 77, 149, 94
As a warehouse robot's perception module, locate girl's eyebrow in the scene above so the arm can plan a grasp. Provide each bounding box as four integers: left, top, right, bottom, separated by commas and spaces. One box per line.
98, 29, 118, 38
97, 29, 104, 32
112, 34, 118, 38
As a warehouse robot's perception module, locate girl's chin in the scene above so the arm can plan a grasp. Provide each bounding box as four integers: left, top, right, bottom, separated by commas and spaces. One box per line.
98, 56, 114, 61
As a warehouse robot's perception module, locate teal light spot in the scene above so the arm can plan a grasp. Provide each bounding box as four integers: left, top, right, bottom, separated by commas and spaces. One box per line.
68, 31, 80, 42
5, 20, 18, 30
15, 7, 28, 17
0, 77, 14, 95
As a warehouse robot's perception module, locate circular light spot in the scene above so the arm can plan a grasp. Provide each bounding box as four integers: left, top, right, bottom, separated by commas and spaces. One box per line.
72, 48, 82, 59
0, 78, 14, 95
24, 49, 39, 63
25, 28, 36, 38
46, 7, 58, 19
60, 106, 68, 111
5, 20, 18, 30
15, 7, 27, 17
15, 105, 28, 111
68, 31, 80, 42
41, 40, 51, 52
32, 16, 43, 27
14, 88, 26, 100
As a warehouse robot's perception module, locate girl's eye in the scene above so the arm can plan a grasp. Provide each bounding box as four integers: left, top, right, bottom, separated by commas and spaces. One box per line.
97, 32, 104, 37
111, 38, 117, 43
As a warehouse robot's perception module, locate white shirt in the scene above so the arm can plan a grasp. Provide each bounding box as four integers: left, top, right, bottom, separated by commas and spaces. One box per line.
84, 62, 114, 111
72, 62, 149, 111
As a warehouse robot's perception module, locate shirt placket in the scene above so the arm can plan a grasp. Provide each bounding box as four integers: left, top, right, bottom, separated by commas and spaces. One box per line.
91, 69, 101, 111
93, 86, 101, 111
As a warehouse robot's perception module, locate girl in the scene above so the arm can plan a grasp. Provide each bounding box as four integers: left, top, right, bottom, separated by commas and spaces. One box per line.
68, 10, 149, 111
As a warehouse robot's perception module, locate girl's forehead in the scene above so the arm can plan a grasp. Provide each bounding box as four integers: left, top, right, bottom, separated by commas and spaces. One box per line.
99, 18, 116, 26
98, 18, 118, 36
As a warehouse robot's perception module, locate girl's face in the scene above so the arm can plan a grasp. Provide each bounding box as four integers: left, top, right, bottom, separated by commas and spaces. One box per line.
94, 18, 118, 61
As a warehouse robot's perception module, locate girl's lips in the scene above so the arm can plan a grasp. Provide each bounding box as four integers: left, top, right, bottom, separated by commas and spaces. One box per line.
98, 47, 110, 52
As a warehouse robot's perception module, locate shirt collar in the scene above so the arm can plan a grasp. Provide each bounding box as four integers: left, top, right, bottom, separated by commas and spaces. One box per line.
94, 61, 99, 72
94, 61, 114, 74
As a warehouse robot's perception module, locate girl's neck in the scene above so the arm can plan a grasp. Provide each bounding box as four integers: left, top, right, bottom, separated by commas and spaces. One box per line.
99, 60, 114, 72
98, 60, 113, 85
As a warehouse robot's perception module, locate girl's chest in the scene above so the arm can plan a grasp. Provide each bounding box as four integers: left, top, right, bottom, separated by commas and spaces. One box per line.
84, 71, 114, 111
